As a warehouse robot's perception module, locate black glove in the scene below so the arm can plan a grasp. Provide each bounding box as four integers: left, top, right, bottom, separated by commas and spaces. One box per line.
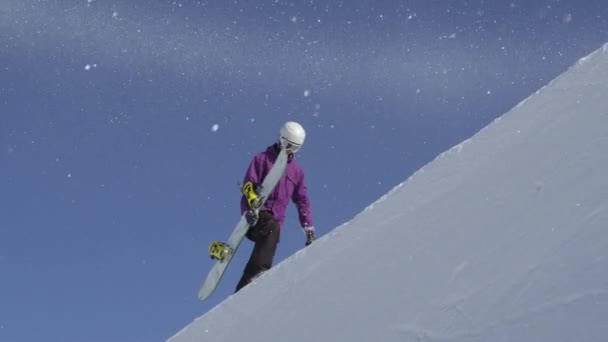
304, 229, 316, 246
245, 210, 259, 226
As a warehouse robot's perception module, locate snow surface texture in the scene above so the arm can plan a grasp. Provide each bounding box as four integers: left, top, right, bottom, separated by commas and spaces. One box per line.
169, 43, 608, 342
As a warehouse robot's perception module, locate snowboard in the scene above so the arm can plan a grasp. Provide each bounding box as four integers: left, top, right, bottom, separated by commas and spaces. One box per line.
197, 148, 288, 301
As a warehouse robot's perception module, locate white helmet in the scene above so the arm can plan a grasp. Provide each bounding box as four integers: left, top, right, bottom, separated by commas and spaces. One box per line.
279, 121, 306, 153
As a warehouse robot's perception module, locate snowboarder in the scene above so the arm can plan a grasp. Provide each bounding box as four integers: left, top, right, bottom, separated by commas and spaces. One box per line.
236, 121, 316, 292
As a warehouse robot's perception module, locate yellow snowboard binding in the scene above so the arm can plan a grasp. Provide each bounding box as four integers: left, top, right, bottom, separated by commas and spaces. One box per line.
208, 241, 232, 262
242, 181, 261, 209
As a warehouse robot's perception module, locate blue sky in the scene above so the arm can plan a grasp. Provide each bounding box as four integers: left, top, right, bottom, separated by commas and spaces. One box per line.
1, 1, 607, 341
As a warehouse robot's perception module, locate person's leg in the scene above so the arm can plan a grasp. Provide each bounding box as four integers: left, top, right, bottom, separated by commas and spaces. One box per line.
236, 213, 280, 292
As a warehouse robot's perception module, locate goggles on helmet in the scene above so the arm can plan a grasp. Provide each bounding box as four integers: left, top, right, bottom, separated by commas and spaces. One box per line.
280, 137, 302, 153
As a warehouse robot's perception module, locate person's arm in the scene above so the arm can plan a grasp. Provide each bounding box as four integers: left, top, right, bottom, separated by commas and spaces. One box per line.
293, 171, 316, 245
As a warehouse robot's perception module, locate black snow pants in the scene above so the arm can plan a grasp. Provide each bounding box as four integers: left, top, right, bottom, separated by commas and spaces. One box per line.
236, 211, 280, 292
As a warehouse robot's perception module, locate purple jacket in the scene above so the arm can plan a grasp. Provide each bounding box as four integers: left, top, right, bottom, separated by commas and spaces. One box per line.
240, 144, 314, 230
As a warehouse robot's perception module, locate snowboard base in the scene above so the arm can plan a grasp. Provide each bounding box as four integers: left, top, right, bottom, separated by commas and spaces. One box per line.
197, 148, 288, 301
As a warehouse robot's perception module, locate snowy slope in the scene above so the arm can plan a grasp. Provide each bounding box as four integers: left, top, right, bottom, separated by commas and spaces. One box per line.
168, 43, 608, 342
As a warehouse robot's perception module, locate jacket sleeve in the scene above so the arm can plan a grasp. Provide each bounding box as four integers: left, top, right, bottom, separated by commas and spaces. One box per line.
292, 170, 314, 230
240, 155, 263, 214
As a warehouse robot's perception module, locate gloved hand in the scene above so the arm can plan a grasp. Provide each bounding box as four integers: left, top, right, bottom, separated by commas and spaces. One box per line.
304, 229, 316, 246
245, 210, 259, 226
